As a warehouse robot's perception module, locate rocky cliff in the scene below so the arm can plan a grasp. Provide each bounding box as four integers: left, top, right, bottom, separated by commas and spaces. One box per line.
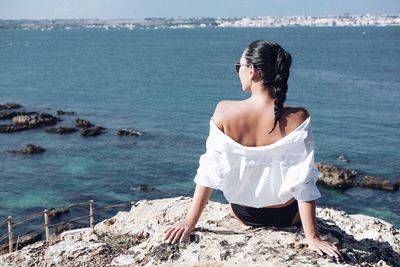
0, 197, 399, 266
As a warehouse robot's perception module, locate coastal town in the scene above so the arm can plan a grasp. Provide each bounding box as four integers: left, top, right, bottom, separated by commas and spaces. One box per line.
0, 14, 399, 30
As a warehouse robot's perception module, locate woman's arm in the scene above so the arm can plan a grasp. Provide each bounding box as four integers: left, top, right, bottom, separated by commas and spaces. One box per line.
298, 200, 342, 258
163, 184, 213, 244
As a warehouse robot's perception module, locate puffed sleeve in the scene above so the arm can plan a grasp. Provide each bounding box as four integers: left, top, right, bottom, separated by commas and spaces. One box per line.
292, 127, 321, 201
290, 160, 321, 201
280, 127, 321, 201
193, 149, 225, 189
193, 121, 227, 190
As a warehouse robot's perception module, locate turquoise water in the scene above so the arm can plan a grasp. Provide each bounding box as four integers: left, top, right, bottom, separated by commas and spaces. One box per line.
0, 27, 399, 232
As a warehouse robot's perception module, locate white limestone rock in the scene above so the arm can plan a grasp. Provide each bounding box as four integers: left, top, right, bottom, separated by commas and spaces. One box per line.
0, 197, 399, 266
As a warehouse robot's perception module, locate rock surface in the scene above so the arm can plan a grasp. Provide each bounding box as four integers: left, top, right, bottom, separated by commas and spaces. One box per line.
0, 103, 22, 110
75, 118, 93, 128
8, 144, 46, 154
0, 111, 37, 121
74, 118, 107, 137
0, 112, 60, 133
117, 129, 143, 136
80, 126, 107, 137
316, 163, 400, 191
0, 197, 398, 266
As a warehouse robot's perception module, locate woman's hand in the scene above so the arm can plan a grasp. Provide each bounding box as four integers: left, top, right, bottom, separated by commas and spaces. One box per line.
163, 185, 212, 244
308, 237, 342, 258
163, 220, 195, 244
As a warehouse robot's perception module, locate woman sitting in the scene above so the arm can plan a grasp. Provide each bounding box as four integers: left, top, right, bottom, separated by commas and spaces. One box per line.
164, 40, 341, 258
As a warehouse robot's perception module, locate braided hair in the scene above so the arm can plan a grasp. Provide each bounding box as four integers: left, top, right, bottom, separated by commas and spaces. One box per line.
244, 40, 292, 134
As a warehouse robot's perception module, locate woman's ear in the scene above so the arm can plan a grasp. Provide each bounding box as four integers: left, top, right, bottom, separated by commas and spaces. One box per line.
249, 65, 262, 82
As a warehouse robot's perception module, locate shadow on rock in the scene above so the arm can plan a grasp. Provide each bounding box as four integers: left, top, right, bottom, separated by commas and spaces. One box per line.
314, 218, 400, 265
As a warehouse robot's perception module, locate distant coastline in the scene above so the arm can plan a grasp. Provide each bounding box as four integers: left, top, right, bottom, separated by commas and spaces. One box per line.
1, 14, 399, 30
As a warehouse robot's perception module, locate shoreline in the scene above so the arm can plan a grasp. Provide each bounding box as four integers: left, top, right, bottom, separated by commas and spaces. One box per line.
1, 14, 400, 30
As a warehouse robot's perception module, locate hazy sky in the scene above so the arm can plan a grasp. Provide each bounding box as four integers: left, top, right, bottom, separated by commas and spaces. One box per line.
0, 0, 399, 19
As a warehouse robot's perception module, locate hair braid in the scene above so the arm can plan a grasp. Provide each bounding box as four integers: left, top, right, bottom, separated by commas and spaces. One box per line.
244, 40, 292, 134
268, 48, 291, 134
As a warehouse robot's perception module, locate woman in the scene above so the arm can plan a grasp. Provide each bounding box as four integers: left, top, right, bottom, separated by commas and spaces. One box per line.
164, 40, 341, 258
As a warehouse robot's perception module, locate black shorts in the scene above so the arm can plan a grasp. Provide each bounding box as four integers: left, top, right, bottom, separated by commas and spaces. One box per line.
231, 199, 299, 227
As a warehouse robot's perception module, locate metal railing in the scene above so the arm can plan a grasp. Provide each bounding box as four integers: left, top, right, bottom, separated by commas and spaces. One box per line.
0, 199, 134, 255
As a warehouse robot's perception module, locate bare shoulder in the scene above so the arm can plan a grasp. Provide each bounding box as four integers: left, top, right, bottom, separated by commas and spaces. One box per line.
283, 106, 310, 128
212, 100, 242, 130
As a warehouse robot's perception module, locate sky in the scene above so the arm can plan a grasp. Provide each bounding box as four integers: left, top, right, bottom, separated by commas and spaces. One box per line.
0, 0, 399, 19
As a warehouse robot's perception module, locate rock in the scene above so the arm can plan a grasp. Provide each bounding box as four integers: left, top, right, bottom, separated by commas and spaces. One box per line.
55, 222, 86, 235
45, 127, 78, 134
48, 207, 70, 218
0, 124, 31, 133
316, 163, 355, 189
75, 119, 93, 128
32, 113, 60, 127
316, 162, 399, 192
0, 232, 42, 254
11, 115, 31, 124
21, 144, 46, 154
0, 111, 37, 120
8, 144, 46, 154
337, 155, 349, 162
56, 110, 75, 116
0, 113, 60, 133
138, 184, 151, 191
355, 175, 400, 192
1, 197, 398, 266
130, 184, 154, 192
117, 129, 143, 136
80, 127, 107, 137
382, 180, 398, 191
0, 103, 22, 110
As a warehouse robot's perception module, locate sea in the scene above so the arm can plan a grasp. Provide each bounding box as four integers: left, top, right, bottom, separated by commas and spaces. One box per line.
0, 26, 399, 238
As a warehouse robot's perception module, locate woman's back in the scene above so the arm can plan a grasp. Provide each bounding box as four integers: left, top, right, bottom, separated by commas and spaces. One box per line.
213, 99, 310, 148
164, 39, 341, 259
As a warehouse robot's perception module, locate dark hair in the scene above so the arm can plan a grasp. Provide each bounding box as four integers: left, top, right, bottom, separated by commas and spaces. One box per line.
244, 40, 292, 134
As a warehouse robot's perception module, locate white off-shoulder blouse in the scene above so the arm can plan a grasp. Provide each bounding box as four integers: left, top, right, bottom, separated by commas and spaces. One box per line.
193, 116, 321, 208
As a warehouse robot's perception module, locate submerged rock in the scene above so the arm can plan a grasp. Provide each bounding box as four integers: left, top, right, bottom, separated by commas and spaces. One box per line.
337, 155, 350, 162
45, 127, 78, 134
0, 197, 398, 266
80, 127, 107, 137
130, 184, 154, 192
75, 118, 93, 128
117, 129, 143, 136
56, 110, 76, 116
8, 144, 46, 154
0, 124, 31, 133
48, 207, 70, 218
0, 103, 22, 110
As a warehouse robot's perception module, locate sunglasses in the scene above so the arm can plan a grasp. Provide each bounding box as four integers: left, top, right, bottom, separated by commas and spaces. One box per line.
235, 63, 251, 73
